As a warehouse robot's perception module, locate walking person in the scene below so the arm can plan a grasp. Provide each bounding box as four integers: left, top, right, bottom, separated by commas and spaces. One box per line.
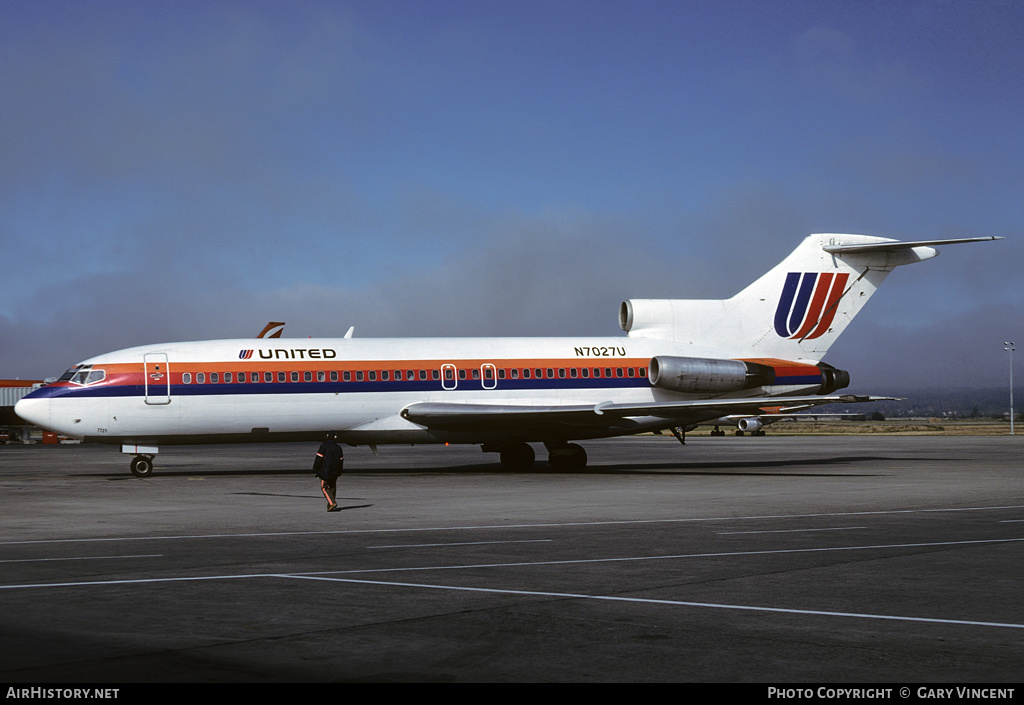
313, 431, 344, 512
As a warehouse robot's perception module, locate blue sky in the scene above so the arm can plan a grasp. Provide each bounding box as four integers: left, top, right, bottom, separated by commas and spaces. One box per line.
1, 0, 1021, 391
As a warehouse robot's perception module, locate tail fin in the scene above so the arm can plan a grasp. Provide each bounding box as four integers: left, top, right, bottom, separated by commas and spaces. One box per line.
620, 233, 1001, 361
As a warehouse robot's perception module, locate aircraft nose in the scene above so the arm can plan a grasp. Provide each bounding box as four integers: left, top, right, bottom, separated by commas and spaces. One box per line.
14, 396, 51, 429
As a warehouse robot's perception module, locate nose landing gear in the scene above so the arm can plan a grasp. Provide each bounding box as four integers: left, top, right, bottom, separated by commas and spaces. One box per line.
123, 444, 159, 477
129, 455, 154, 477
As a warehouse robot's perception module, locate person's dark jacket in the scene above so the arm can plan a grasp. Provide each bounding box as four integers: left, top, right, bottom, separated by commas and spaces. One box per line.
314, 440, 344, 481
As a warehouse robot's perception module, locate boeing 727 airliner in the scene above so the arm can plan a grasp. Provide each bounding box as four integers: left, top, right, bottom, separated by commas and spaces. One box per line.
16, 233, 1000, 476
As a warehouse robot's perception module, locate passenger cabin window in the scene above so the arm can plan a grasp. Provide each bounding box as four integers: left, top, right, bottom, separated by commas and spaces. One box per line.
183, 373, 192, 384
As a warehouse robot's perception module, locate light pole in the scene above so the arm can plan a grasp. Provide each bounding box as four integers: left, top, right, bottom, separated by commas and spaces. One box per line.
1006, 341, 1016, 435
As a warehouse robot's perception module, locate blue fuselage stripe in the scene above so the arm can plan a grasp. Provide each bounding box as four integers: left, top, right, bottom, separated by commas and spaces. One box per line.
25, 377, 651, 400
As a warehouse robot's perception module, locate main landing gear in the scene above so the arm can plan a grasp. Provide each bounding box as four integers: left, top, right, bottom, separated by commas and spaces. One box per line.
489, 441, 588, 472
545, 442, 588, 472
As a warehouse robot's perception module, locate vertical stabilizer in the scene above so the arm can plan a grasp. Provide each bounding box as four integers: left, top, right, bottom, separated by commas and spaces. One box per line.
620, 233, 1000, 361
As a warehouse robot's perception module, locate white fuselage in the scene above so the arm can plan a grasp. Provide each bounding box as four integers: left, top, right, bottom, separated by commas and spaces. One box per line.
15, 335, 825, 447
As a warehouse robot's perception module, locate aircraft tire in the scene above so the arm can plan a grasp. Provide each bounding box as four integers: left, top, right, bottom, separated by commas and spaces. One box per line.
130, 455, 154, 478
548, 443, 587, 472
500, 442, 535, 472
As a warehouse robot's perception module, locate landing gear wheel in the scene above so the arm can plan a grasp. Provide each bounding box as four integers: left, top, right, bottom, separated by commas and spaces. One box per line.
499, 442, 535, 472
130, 455, 154, 478
548, 443, 587, 472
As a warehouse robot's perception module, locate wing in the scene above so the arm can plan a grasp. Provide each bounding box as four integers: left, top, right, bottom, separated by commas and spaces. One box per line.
400, 394, 893, 434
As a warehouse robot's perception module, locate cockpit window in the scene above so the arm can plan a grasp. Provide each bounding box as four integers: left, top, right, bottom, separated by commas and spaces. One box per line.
67, 365, 106, 386
57, 366, 80, 382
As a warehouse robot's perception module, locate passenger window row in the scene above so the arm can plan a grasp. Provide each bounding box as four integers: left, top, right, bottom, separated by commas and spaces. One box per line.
179, 366, 647, 385
181, 369, 440, 384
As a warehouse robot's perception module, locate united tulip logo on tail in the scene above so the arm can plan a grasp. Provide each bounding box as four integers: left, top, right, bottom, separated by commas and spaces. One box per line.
774, 272, 850, 340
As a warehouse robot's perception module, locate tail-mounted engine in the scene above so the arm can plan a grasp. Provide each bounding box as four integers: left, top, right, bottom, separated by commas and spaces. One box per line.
648, 356, 775, 393
648, 356, 850, 395
816, 362, 850, 394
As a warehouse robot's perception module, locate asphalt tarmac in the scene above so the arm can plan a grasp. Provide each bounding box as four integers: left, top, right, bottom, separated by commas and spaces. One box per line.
1, 435, 1022, 683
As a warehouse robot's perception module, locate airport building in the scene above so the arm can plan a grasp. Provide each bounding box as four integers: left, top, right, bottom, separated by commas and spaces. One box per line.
0, 380, 45, 443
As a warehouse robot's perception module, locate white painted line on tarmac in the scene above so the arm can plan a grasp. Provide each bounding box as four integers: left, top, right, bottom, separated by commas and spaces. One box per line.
0, 554, 162, 564
0, 574, 266, 590
717, 526, 866, 535
279, 573, 1024, 631
3, 504, 1022, 546
367, 539, 552, 549
301, 536, 1024, 575
3, 536, 1022, 590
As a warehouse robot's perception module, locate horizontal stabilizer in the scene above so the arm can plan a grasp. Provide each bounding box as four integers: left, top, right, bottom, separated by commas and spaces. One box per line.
822, 236, 1003, 254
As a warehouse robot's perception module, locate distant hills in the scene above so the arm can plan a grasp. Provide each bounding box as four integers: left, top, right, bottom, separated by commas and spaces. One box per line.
842, 387, 1017, 419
